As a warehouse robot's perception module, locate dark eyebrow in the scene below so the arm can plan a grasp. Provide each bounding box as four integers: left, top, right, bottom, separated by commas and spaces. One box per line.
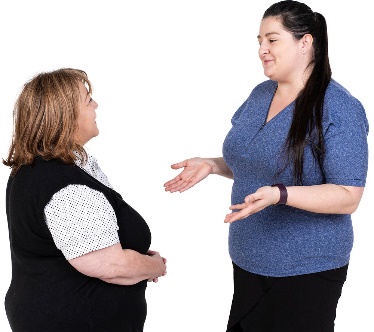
257, 32, 281, 39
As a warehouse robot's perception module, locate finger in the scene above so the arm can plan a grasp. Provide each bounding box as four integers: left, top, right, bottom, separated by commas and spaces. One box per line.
228, 203, 247, 210
244, 193, 259, 204
224, 211, 248, 223
163, 176, 182, 188
167, 184, 189, 193
165, 171, 194, 188
224, 215, 241, 223
178, 180, 195, 193
170, 161, 187, 170
177, 172, 205, 192
165, 179, 189, 193
224, 212, 238, 223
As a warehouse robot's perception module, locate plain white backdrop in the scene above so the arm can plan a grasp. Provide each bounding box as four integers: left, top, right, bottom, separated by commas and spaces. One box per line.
0, 1, 372, 331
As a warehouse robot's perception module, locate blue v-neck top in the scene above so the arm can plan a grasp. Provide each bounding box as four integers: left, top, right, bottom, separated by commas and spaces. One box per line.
222, 79, 369, 277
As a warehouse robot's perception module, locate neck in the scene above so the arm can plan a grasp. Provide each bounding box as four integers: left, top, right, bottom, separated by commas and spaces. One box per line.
275, 63, 313, 99
275, 83, 303, 101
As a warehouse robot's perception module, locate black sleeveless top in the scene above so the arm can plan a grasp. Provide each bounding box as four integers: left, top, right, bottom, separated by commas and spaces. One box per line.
5, 157, 151, 332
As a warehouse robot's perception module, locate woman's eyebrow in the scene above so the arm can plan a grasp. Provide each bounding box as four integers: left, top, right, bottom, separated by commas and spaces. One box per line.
257, 32, 281, 39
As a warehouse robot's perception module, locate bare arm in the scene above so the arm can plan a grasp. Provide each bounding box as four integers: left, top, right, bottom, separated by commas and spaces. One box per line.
225, 184, 364, 223
68, 243, 167, 285
208, 157, 233, 178
287, 184, 364, 214
164, 157, 233, 193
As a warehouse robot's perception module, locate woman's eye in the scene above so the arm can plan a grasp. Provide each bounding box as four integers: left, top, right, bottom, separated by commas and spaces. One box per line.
269, 39, 276, 43
89, 97, 93, 103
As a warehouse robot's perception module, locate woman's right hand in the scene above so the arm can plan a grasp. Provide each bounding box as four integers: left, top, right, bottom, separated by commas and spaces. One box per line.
147, 250, 167, 283
163, 158, 214, 193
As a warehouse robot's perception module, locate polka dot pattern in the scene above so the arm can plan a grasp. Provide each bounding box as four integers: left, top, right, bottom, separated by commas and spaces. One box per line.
75, 154, 113, 189
44, 155, 119, 260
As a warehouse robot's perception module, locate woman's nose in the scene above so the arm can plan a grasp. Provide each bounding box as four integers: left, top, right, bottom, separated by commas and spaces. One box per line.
259, 44, 269, 56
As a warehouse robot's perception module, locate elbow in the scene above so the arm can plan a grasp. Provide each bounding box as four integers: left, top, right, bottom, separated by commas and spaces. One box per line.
337, 199, 361, 215
344, 202, 360, 214
337, 185, 364, 214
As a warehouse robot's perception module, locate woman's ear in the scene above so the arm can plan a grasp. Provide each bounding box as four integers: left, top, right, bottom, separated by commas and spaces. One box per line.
301, 34, 313, 54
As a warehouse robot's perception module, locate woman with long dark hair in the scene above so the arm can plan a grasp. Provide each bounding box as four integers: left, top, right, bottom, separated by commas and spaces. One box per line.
164, 1, 368, 330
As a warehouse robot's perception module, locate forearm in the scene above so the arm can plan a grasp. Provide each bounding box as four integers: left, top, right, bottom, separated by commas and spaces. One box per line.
225, 183, 365, 223
285, 184, 364, 214
69, 244, 166, 285
100, 249, 163, 285
100, 276, 143, 286
207, 157, 233, 179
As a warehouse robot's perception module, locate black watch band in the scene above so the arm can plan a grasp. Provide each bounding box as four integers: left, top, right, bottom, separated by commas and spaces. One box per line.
271, 183, 288, 205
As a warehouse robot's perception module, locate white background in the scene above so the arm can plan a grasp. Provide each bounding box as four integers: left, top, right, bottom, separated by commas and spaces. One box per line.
0, 1, 372, 331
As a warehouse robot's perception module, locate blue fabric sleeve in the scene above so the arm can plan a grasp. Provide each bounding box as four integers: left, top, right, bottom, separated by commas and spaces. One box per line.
323, 98, 369, 186
231, 96, 250, 125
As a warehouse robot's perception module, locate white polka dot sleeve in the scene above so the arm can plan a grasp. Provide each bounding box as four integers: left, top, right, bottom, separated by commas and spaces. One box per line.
44, 184, 120, 260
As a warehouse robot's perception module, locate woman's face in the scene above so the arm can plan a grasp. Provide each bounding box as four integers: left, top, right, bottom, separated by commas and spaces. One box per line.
76, 82, 99, 145
257, 16, 306, 83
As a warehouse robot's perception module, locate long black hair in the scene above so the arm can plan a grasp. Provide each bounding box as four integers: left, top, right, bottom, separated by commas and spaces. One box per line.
264, 1, 331, 185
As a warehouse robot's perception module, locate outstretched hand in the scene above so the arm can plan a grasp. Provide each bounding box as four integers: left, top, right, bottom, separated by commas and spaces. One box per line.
224, 186, 279, 223
163, 158, 213, 193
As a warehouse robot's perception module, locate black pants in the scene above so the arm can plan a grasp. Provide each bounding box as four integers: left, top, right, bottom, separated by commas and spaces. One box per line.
227, 263, 348, 332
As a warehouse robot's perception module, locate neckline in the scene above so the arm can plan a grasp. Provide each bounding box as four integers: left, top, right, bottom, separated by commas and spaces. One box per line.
260, 84, 278, 129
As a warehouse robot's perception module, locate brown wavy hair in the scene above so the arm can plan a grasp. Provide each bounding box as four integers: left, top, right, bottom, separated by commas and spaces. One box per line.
3, 68, 92, 176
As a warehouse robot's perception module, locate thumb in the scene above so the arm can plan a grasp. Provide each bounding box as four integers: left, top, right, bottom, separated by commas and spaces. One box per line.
171, 160, 187, 170
244, 193, 256, 204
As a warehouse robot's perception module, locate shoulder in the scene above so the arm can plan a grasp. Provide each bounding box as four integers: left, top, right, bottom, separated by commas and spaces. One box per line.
239, 80, 277, 103
325, 80, 362, 106
16, 158, 75, 183
325, 80, 365, 114
46, 184, 114, 210
32, 158, 81, 185
8, 158, 84, 223
231, 80, 276, 124
35, 157, 75, 172
16, 157, 84, 201
251, 79, 277, 96
246, 80, 277, 106
324, 80, 368, 132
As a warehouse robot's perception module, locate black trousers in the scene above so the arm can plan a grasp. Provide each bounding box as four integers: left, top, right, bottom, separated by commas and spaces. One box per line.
227, 263, 348, 332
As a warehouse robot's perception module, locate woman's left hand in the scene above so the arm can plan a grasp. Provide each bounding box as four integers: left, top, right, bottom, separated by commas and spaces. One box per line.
224, 186, 279, 223
224, 183, 365, 223
147, 250, 167, 283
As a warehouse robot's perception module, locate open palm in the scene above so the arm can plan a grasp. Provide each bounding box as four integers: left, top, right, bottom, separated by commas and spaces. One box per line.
163, 158, 213, 193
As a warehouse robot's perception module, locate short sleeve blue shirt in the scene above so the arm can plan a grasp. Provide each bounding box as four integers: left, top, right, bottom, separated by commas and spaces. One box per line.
222, 79, 369, 277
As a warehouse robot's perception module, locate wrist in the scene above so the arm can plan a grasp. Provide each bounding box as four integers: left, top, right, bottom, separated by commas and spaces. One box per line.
207, 158, 219, 174
271, 183, 288, 205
